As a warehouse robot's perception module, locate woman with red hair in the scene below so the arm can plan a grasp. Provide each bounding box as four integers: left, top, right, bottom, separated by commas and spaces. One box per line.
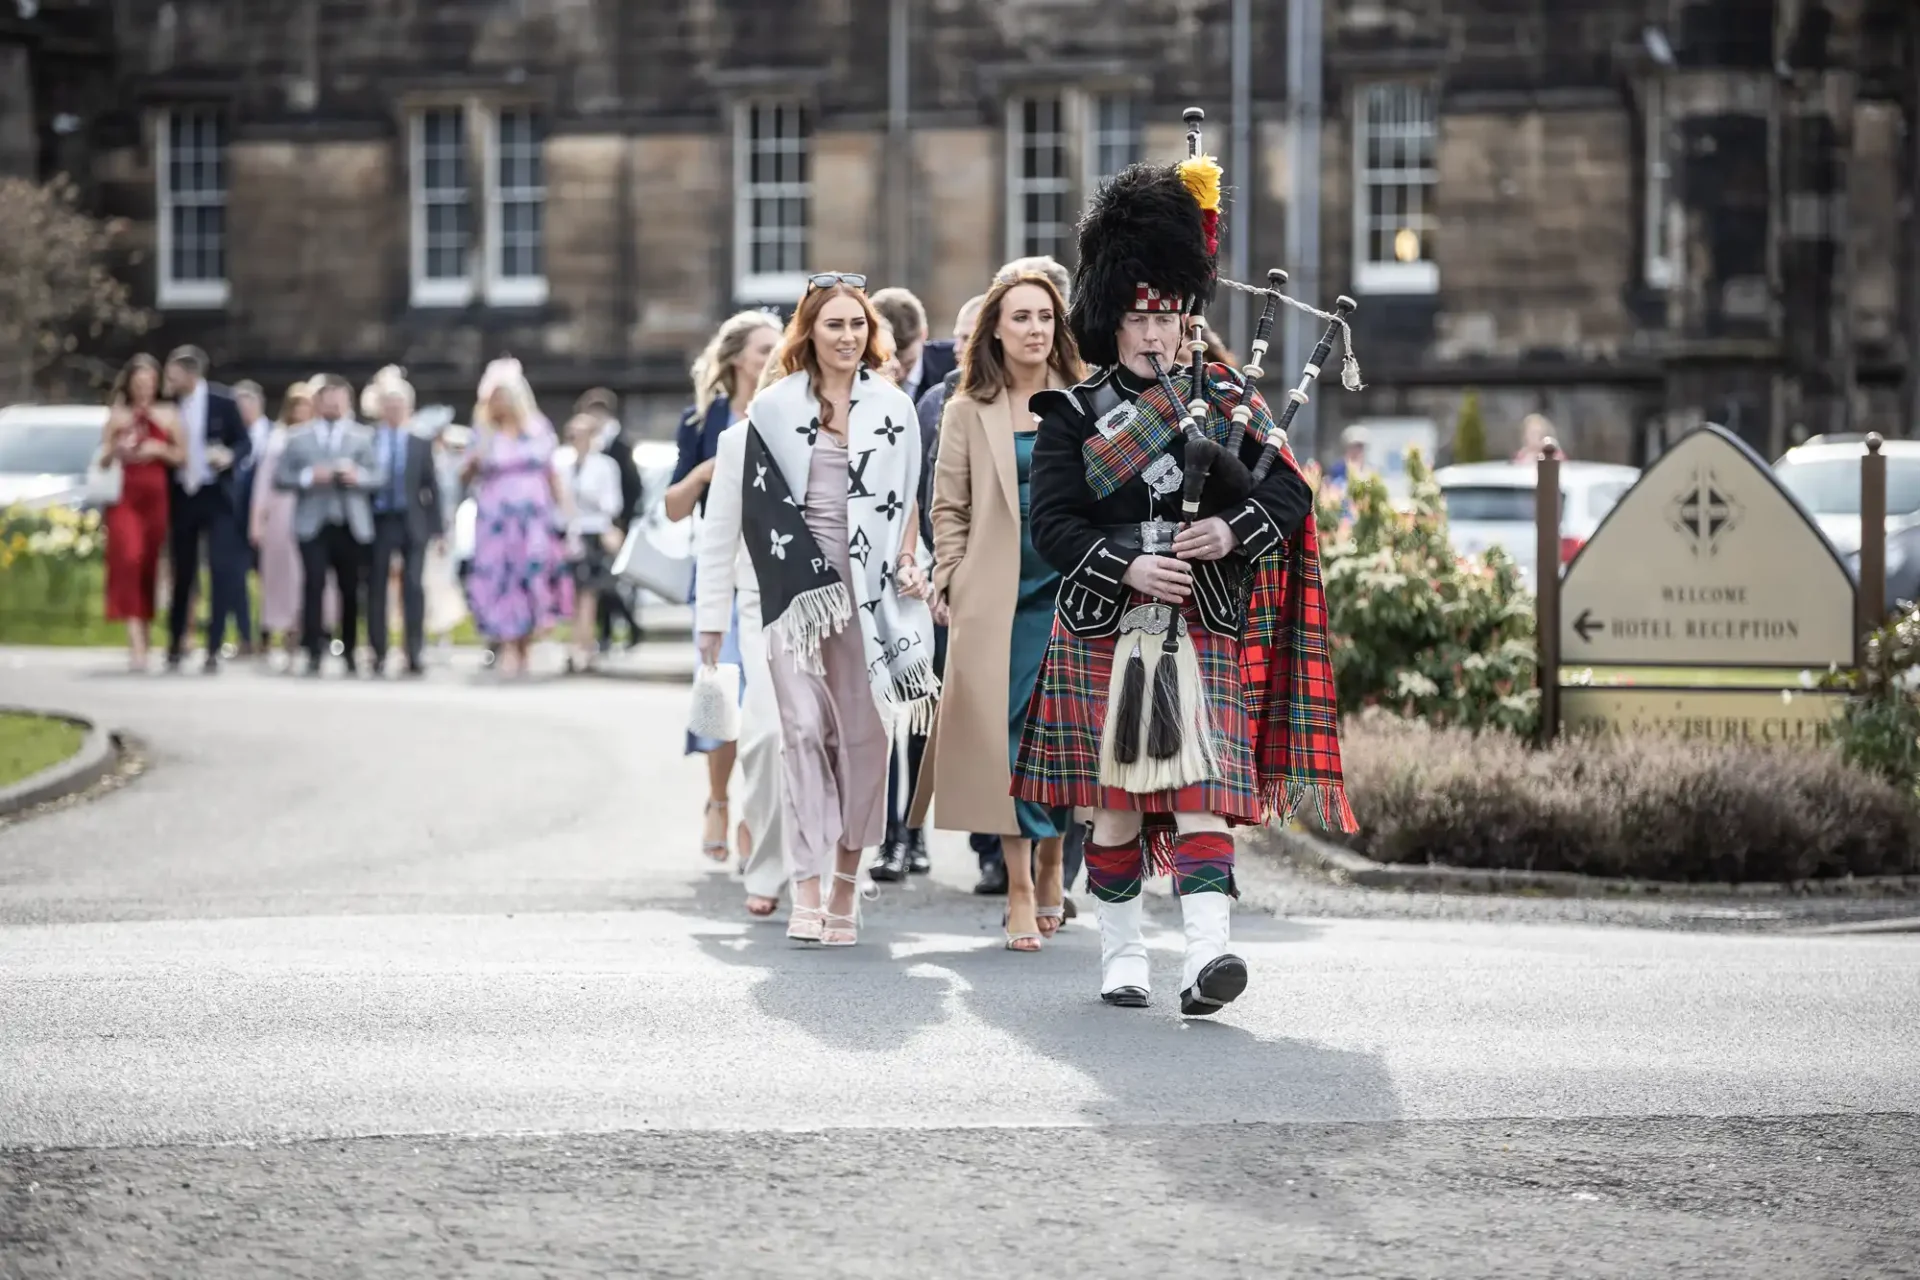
699, 274, 938, 947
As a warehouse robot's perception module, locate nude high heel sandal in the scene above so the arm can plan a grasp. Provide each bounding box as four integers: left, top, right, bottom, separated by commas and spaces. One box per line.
822, 870, 865, 948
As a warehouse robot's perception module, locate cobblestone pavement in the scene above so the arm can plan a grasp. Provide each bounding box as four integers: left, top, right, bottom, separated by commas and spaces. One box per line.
1, 647, 1916, 1278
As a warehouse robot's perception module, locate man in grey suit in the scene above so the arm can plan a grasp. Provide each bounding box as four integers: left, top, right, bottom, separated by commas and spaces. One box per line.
274, 374, 387, 675
362, 368, 444, 677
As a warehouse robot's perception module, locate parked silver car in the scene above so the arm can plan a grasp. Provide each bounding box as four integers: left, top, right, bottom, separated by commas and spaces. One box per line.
0, 404, 110, 511
1774, 435, 1920, 612
1434, 460, 1641, 586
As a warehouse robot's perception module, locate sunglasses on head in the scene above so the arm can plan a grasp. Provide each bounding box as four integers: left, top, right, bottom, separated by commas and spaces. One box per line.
807, 272, 867, 292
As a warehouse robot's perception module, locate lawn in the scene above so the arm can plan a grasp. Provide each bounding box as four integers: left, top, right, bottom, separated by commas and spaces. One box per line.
0, 712, 86, 790
0, 559, 490, 648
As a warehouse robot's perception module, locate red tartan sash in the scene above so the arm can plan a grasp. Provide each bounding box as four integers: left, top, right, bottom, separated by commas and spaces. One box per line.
1238, 447, 1357, 833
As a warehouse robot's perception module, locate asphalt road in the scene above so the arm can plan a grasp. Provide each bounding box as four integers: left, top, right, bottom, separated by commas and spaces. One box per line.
2, 647, 1917, 1278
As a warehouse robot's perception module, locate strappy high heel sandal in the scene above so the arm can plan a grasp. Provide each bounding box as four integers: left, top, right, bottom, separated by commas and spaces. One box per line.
822, 870, 864, 948
787, 899, 825, 944
701, 798, 730, 862
1002, 883, 1043, 953
1035, 841, 1067, 939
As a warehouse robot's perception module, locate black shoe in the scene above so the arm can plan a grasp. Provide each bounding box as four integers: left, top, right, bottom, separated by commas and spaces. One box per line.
305, 657, 323, 677
973, 860, 1009, 895
1179, 954, 1249, 1017
371, 656, 387, 678
164, 652, 184, 674
343, 659, 359, 676
870, 837, 911, 883
1102, 986, 1150, 1009
201, 655, 220, 675
1062, 895, 1078, 921
404, 659, 426, 678
905, 829, 931, 875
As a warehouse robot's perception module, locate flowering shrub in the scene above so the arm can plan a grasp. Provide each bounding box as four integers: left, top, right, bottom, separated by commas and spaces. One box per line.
0, 504, 109, 642
1820, 601, 1920, 796
1308, 448, 1538, 735
0, 504, 104, 568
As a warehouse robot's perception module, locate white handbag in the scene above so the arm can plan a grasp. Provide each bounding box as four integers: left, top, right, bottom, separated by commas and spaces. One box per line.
84, 449, 124, 507
688, 662, 742, 743
613, 519, 695, 604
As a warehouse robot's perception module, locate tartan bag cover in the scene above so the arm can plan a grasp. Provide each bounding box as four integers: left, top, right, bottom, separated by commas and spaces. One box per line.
1080, 365, 1245, 500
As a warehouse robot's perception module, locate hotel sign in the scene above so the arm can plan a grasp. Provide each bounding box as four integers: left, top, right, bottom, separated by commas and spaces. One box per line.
1561, 686, 1848, 746
1559, 426, 1855, 667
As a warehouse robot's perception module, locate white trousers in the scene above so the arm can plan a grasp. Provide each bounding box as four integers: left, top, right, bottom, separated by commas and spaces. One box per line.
735, 584, 787, 900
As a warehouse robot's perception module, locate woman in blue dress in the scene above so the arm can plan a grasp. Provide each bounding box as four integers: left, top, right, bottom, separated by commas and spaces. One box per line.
916, 272, 1085, 951
666, 309, 783, 861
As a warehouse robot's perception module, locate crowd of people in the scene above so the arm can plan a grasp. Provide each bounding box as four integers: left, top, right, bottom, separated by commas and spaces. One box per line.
93, 123, 1355, 1016
95, 347, 647, 678
682, 127, 1353, 1017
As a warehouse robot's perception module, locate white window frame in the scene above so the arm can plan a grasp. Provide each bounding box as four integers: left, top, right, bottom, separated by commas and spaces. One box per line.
733, 101, 812, 304
1352, 82, 1440, 295
155, 107, 229, 309
1085, 93, 1142, 194
1644, 80, 1677, 288
486, 105, 548, 307
409, 105, 475, 308
1006, 94, 1073, 263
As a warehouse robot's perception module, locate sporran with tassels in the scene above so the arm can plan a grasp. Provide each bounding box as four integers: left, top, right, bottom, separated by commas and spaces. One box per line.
1098, 601, 1221, 794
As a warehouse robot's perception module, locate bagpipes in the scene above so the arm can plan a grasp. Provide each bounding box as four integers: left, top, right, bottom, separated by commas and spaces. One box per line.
1101, 108, 1364, 798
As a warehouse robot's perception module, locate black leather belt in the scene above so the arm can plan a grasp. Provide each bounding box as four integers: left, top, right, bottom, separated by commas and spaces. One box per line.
1096, 519, 1178, 554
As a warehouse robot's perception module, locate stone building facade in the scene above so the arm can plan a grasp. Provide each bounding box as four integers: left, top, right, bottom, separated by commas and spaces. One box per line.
5, 0, 1916, 460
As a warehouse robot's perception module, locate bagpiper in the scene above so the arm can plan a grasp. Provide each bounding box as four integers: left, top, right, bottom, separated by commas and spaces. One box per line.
1014, 109, 1357, 1015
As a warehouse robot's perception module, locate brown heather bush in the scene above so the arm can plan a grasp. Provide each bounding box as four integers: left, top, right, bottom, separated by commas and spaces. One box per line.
1337, 713, 1920, 883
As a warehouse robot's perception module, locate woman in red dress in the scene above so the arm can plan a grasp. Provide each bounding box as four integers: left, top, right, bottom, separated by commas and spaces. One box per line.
101, 354, 183, 670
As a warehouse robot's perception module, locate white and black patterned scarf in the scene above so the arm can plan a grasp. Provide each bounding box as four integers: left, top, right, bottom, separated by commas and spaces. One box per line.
741, 368, 940, 731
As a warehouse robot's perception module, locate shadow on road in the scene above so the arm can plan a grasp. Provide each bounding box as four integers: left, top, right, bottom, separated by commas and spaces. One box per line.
683, 861, 1402, 1233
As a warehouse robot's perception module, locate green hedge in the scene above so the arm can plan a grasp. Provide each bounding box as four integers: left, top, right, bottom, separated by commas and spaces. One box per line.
1338, 712, 1920, 883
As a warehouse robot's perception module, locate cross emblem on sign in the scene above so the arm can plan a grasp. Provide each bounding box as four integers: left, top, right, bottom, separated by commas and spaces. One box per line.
1666, 466, 1743, 556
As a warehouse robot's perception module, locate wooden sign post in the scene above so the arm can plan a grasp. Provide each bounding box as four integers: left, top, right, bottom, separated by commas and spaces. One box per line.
1859, 433, 1887, 659
1534, 440, 1561, 745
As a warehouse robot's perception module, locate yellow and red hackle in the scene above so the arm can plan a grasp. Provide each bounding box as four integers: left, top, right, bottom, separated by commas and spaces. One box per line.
1178, 154, 1223, 255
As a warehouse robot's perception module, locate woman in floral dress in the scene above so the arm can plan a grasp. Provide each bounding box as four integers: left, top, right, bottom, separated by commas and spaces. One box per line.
462, 358, 573, 677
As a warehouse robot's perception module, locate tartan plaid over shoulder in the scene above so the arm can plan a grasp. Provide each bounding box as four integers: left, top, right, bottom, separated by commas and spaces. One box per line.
1239, 442, 1357, 833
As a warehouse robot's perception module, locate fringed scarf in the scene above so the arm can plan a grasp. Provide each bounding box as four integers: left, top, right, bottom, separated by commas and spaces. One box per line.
741, 369, 940, 733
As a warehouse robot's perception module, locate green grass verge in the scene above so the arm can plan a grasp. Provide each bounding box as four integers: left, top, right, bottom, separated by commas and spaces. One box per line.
0, 712, 86, 790
0, 561, 491, 647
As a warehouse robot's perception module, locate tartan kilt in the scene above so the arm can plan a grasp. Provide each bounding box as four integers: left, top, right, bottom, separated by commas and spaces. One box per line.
1012, 597, 1260, 819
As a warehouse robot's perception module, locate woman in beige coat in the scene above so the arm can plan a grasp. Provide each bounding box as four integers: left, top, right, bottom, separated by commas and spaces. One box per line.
916, 272, 1084, 951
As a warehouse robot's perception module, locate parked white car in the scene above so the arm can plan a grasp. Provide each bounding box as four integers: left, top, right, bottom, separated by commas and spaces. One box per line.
1773, 434, 1920, 612
0, 403, 110, 511
1434, 460, 1640, 586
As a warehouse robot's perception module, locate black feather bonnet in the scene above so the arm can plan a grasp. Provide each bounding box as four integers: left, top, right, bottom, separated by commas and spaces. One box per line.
1065, 161, 1218, 368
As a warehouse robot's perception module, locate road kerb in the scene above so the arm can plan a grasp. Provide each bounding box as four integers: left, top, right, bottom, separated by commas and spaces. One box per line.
0, 707, 120, 818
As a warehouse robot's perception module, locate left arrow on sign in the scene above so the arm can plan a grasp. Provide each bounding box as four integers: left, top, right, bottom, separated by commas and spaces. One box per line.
1572, 608, 1603, 643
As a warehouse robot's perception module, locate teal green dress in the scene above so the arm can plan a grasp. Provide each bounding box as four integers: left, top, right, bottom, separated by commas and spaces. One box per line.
1010, 429, 1070, 840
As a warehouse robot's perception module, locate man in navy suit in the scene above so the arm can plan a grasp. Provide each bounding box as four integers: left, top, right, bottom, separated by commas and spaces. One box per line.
161, 345, 253, 673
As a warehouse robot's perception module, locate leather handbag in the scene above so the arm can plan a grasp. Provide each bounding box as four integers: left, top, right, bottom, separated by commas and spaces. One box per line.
84, 449, 124, 507
612, 520, 694, 603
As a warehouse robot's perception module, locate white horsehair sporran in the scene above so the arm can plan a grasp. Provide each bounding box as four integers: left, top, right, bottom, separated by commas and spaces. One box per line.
1097, 519, 1221, 793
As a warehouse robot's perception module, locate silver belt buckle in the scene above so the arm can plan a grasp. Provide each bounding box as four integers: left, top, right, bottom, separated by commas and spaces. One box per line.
1140, 519, 1177, 555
